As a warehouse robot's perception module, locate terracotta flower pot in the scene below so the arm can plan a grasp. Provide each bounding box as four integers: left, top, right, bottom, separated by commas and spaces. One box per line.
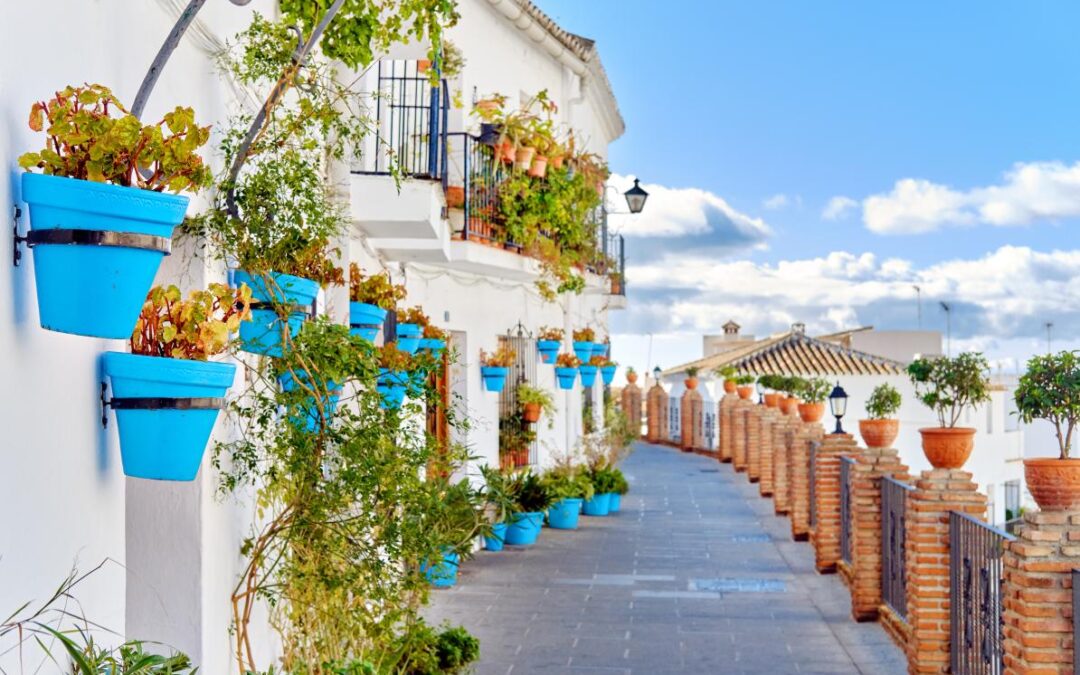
764, 393, 781, 408
919, 427, 976, 469
685, 377, 698, 390
528, 155, 548, 178
737, 386, 753, 400
859, 419, 899, 449
514, 146, 536, 171
780, 397, 800, 415
626, 371, 638, 384
417, 58, 432, 73
445, 186, 465, 208
550, 155, 564, 169
1025, 458, 1080, 511
797, 402, 825, 423
723, 380, 737, 394
497, 140, 515, 164
522, 402, 541, 423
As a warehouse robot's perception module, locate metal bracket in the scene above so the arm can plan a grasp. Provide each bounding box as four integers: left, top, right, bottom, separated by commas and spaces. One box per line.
12, 206, 23, 267
14, 223, 172, 268
100, 381, 225, 429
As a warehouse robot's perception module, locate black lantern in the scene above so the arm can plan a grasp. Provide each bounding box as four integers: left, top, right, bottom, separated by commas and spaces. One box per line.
829, 382, 849, 434
624, 178, 649, 214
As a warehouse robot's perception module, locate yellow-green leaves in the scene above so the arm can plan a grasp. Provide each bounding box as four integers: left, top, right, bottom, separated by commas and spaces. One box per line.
131, 283, 253, 360
18, 84, 212, 193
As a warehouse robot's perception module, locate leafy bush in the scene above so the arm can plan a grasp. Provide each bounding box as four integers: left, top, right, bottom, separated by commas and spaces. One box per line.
798, 377, 832, 404
572, 327, 597, 342
538, 326, 564, 341
714, 365, 738, 380
479, 465, 520, 524
588, 466, 620, 494
507, 470, 554, 512
349, 263, 407, 310
734, 374, 756, 386
866, 383, 902, 420
907, 353, 990, 427
610, 468, 629, 495
541, 466, 595, 500
130, 284, 252, 360
481, 344, 516, 367
556, 353, 581, 368
389, 621, 479, 675
1014, 351, 1080, 458
686, 366, 700, 378
517, 383, 554, 409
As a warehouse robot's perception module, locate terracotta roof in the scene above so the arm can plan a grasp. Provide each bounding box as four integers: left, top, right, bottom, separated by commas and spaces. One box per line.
664, 330, 904, 377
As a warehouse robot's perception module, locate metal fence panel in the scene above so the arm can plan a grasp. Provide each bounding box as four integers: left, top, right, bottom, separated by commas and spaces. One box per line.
703, 407, 717, 450
840, 456, 855, 565
950, 511, 1015, 675
668, 396, 681, 443
882, 476, 914, 619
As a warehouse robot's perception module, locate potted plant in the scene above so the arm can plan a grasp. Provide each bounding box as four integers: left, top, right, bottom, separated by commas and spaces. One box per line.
860, 383, 902, 449
479, 466, 520, 551
778, 376, 805, 415
102, 283, 250, 481
684, 366, 701, 390
797, 377, 831, 423
907, 353, 990, 469
420, 323, 449, 358
572, 327, 597, 363
555, 353, 581, 390
626, 367, 639, 385
735, 374, 756, 400
1015, 351, 1080, 511
759, 375, 781, 407
518, 383, 554, 424
609, 468, 629, 513
541, 466, 594, 530
599, 358, 618, 386
421, 479, 485, 588
715, 366, 738, 394
592, 339, 610, 361
480, 344, 516, 392
18, 85, 212, 338
349, 263, 405, 343
537, 326, 564, 364
583, 466, 618, 516
398, 306, 431, 355
504, 470, 553, 546
580, 355, 604, 388
377, 344, 413, 410
499, 419, 535, 470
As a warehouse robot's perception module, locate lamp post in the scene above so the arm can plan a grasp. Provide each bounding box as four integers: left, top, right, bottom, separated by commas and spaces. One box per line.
652, 366, 662, 387
829, 382, 849, 435
623, 179, 649, 214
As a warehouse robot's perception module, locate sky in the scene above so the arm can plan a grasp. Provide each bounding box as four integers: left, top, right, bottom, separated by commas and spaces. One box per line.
535, 0, 1080, 377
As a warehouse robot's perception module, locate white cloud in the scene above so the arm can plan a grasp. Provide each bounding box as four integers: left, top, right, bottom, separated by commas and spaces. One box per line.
606, 174, 773, 245
763, 193, 790, 210
862, 161, 1080, 234
822, 196, 858, 221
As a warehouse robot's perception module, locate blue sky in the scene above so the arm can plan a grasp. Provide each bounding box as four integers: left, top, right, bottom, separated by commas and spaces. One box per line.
537, 0, 1080, 373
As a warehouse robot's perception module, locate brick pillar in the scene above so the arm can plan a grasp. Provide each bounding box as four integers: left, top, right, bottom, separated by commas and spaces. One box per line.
846, 446, 909, 622
790, 422, 824, 541
646, 384, 668, 443
811, 433, 858, 573
759, 407, 779, 497
906, 469, 987, 675
620, 382, 642, 437
732, 399, 750, 472
1003, 511, 1078, 675
680, 388, 703, 451
719, 395, 736, 462
746, 404, 764, 483
772, 413, 794, 514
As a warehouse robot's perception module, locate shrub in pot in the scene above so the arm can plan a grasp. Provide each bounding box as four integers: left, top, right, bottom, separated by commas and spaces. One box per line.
504, 470, 553, 545
541, 467, 594, 530
684, 366, 700, 390
580, 355, 604, 388
735, 374, 755, 400
908, 353, 990, 469
796, 377, 830, 423
778, 376, 806, 415
377, 344, 413, 410
572, 327, 597, 362
860, 383, 902, 448
398, 306, 435, 355
626, 366, 638, 385
608, 468, 629, 513
554, 353, 581, 390
537, 326, 564, 364
421, 479, 486, 587
480, 344, 516, 392
583, 466, 618, 516
18, 85, 212, 338
715, 366, 738, 394
103, 283, 250, 480
479, 466, 520, 551
1015, 351, 1080, 511
599, 358, 618, 386
518, 383, 554, 424
348, 263, 405, 343
759, 374, 782, 407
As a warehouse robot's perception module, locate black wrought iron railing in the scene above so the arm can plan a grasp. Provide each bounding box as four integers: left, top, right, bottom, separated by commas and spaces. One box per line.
882, 476, 914, 619
950, 511, 1014, 675
840, 456, 855, 565
355, 60, 446, 178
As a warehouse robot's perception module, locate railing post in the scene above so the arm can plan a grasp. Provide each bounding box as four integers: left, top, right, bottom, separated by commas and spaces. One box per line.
746, 402, 765, 483
810, 433, 859, 573
719, 392, 737, 463
680, 388, 703, 452
732, 398, 752, 472
620, 381, 642, 438
646, 383, 668, 443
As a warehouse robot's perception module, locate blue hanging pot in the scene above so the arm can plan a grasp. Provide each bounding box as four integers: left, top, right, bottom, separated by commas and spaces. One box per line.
396, 323, 422, 354
601, 365, 617, 386
279, 370, 340, 432
234, 271, 318, 357
537, 340, 560, 364
421, 547, 460, 588
102, 352, 235, 481
418, 337, 447, 358
377, 368, 408, 409
555, 367, 578, 390
548, 498, 583, 530
20, 173, 189, 338
572, 341, 594, 363
349, 302, 386, 343
579, 365, 598, 387
592, 342, 610, 360
481, 366, 509, 392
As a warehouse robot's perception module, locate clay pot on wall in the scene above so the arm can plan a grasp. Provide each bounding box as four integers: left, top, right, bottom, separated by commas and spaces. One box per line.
723, 380, 737, 394
528, 155, 548, 178
779, 397, 800, 416
736, 386, 753, 400
859, 419, 899, 449
797, 402, 825, 423
685, 376, 698, 390
764, 393, 781, 408
1024, 459, 1080, 511
523, 402, 542, 424
626, 371, 638, 384
919, 427, 976, 469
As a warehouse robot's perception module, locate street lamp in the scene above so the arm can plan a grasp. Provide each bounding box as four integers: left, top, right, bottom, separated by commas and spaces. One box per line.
652, 366, 662, 385
623, 178, 649, 214
829, 382, 849, 435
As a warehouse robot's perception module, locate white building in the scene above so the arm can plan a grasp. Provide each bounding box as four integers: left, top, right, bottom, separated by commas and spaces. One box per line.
0, 1, 627, 671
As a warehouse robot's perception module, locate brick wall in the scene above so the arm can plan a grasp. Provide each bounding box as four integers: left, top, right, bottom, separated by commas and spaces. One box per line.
790, 422, 823, 541
772, 413, 793, 514
620, 383, 642, 437
719, 395, 736, 462
732, 399, 751, 472
746, 404, 764, 483
811, 433, 858, 573
759, 407, 779, 497
646, 384, 668, 443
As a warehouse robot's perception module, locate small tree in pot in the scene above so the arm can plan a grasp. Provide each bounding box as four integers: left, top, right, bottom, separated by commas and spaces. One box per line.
1015, 351, 1080, 511
734, 374, 756, 400
715, 366, 738, 394
684, 366, 701, 390
778, 376, 806, 415
907, 352, 990, 469
518, 383, 554, 425
758, 374, 782, 407
859, 383, 902, 449
796, 378, 831, 423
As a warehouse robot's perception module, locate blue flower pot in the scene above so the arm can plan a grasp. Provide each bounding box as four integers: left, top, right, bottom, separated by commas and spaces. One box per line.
481, 366, 509, 392
484, 522, 509, 551
235, 271, 318, 357
418, 337, 446, 358
592, 342, 609, 360
21, 173, 189, 338
548, 498, 583, 530
608, 493, 622, 513
601, 365, 617, 386
349, 302, 386, 343
504, 511, 543, 545
555, 367, 578, 390
377, 369, 408, 409
537, 340, 560, 364
421, 548, 460, 588
102, 352, 235, 481
396, 323, 422, 354
280, 370, 340, 432
582, 492, 612, 516
578, 365, 598, 387
573, 341, 595, 363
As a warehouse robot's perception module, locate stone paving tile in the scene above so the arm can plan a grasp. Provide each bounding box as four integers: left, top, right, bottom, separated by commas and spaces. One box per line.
424, 442, 906, 674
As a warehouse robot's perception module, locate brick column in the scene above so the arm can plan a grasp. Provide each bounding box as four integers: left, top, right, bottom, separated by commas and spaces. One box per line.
746, 404, 764, 483
846, 446, 909, 622
811, 433, 858, 573
719, 395, 736, 462
1003, 511, 1078, 675
906, 469, 987, 675
759, 407, 779, 497
646, 384, 668, 443
680, 388, 703, 451
790, 422, 823, 541
772, 413, 794, 514
620, 382, 642, 437
732, 399, 750, 472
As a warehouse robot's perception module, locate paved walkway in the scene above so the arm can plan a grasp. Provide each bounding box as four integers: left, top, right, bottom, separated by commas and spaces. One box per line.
426, 442, 907, 674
